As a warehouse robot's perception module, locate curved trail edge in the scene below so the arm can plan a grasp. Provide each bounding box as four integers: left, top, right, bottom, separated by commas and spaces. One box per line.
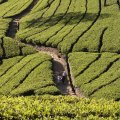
6, 0, 84, 97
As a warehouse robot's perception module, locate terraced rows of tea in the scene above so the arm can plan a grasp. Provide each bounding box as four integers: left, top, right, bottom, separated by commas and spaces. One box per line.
0, 37, 60, 95
0, 0, 120, 100
69, 52, 120, 100
16, 0, 120, 53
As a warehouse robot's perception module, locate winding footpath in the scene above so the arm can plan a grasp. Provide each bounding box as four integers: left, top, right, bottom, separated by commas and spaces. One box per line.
6, 0, 84, 97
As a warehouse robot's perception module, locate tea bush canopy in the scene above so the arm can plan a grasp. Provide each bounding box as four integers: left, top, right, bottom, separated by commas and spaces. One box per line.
0, 0, 120, 119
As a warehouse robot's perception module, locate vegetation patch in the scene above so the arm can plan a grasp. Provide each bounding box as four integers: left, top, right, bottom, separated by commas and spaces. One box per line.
16, 0, 120, 53
69, 52, 120, 100
0, 1, 120, 119
0, 53, 60, 96
0, 19, 12, 37
0, 95, 120, 120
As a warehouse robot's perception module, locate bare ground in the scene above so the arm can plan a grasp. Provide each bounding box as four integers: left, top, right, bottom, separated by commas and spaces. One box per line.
36, 46, 75, 95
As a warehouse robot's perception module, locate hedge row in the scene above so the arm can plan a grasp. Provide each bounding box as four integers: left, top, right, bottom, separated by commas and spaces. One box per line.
68, 52, 120, 100
0, 95, 120, 120
0, 37, 37, 58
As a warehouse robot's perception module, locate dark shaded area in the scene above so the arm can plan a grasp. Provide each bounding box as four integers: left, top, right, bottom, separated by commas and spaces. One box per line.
19, 46, 23, 56
36, 90, 61, 95
117, 0, 120, 9
66, 55, 76, 94
98, 27, 107, 53
81, 48, 89, 52
0, 0, 8, 4
52, 59, 71, 95
19, 85, 61, 96
115, 98, 120, 101
20, 90, 35, 96
0, 38, 3, 62
116, 50, 120, 54
6, 20, 18, 38
53, 60, 64, 75
1, 37, 6, 58
19, 89, 61, 96
0, 59, 3, 65
24, 12, 111, 28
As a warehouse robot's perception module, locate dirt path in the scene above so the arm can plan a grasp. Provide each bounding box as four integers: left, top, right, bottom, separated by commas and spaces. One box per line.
6, 0, 84, 97
6, 0, 39, 38
35, 46, 76, 95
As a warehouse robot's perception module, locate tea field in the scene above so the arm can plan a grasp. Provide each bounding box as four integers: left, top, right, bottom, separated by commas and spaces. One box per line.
0, 0, 119, 98
0, 0, 119, 97
16, 0, 120, 53
0, 0, 120, 119
0, 37, 60, 96
0, 95, 120, 119
68, 52, 120, 100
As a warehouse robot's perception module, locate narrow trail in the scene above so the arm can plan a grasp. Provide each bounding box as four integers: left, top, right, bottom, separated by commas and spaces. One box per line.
5, 0, 85, 97
35, 46, 75, 95
37, 46, 85, 97
6, 0, 39, 38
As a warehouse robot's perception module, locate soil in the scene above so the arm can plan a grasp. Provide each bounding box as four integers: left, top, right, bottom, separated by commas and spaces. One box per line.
35, 46, 76, 95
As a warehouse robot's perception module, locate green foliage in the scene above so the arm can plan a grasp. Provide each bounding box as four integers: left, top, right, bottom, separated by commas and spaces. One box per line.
73, 3, 120, 53
69, 52, 120, 100
0, 37, 3, 57
3, 37, 20, 58
0, 2, 119, 120
105, 0, 117, 5
22, 45, 37, 55
0, 0, 33, 17
35, 86, 61, 95
0, 95, 120, 119
0, 56, 23, 76
68, 52, 99, 77
91, 78, 120, 100
0, 18, 12, 37
15, 0, 120, 53
0, 53, 60, 96
0, 37, 37, 58
46, 0, 86, 47
19, 42, 37, 55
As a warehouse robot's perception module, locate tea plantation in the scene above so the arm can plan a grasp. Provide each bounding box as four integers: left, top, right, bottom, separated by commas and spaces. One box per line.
16, 0, 120, 53
0, 0, 120, 119
68, 52, 120, 100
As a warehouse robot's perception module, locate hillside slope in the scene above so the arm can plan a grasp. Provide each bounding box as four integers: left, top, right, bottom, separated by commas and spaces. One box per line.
0, 0, 119, 100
